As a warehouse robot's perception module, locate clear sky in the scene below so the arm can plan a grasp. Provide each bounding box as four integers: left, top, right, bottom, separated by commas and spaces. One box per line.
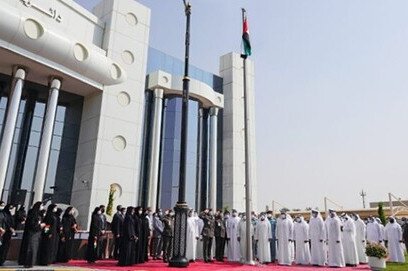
76, 0, 408, 211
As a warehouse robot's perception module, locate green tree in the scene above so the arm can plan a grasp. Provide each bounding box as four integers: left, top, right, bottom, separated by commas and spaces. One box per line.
377, 202, 386, 225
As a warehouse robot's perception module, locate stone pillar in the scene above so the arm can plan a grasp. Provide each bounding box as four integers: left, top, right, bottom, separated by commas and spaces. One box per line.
0, 68, 26, 198
32, 78, 61, 203
147, 88, 164, 211
208, 107, 219, 211
195, 108, 203, 211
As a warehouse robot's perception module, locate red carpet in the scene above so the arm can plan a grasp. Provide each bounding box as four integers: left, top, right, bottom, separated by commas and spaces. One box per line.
63, 259, 370, 271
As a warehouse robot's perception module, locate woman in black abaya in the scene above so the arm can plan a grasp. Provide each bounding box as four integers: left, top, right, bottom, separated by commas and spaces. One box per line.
18, 201, 45, 268
57, 206, 77, 263
86, 207, 103, 263
38, 204, 59, 266
0, 204, 15, 265
118, 207, 136, 266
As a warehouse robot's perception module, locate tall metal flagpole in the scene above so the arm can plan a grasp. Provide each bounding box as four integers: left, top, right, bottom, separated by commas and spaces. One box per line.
169, 0, 191, 267
241, 8, 255, 266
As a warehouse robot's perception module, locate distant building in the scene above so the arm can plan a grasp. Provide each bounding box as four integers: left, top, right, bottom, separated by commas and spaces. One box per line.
369, 201, 408, 208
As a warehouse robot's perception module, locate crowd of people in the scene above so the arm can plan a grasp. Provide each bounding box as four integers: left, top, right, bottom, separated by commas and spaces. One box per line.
0, 200, 407, 268
85, 205, 408, 268
0, 201, 77, 268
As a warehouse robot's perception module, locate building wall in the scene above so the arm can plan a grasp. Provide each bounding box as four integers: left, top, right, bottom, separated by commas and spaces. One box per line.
220, 53, 257, 212
69, 0, 151, 227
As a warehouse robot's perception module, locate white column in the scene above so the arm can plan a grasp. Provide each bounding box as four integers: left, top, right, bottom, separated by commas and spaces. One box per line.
208, 107, 219, 211
0, 68, 26, 197
147, 88, 164, 211
32, 78, 61, 203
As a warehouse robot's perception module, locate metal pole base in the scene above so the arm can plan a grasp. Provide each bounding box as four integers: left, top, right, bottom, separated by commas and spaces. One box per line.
168, 202, 189, 268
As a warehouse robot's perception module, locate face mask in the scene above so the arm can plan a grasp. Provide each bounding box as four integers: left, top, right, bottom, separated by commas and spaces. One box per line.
39, 205, 45, 211
70, 210, 75, 215
267, 214, 272, 218
0, 206, 4, 211
53, 208, 57, 213
138, 211, 143, 215
97, 211, 102, 215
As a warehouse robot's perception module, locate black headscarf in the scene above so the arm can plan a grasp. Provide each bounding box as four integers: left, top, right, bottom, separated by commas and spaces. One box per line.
63, 207, 74, 218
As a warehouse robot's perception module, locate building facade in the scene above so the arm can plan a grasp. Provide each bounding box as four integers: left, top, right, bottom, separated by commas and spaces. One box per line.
0, 0, 256, 227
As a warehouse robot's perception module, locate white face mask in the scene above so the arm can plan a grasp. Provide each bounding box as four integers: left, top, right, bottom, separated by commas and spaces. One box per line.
97, 211, 102, 215
138, 211, 143, 215
0, 206, 4, 210
53, 208, 57, 213
39, 205, 45, 211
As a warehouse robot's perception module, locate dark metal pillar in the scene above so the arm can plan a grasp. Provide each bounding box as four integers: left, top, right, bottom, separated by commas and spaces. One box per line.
169, 1, 192, 267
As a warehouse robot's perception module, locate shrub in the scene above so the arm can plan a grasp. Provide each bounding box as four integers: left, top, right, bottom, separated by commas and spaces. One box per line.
366, 242, 388, 259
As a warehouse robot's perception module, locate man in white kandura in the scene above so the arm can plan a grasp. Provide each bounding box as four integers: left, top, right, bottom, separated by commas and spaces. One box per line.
255, 213, 271, 264
293, 215, 311, 265
194, 211, 204, 260
309, 210, 326, 266
226, 209, 241, 262
384, 217, 405, 263
276, 210, 294, 266
352, 214, 367, 264
326, 210, 345, 268
186, 209, 199, 262
376, 218, 385, 242
237, 214, 253, 263
341, 214, 358, 267
366, 216, 383, 244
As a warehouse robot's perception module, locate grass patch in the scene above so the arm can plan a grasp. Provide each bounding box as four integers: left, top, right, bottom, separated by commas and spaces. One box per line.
385, 253, 408, 271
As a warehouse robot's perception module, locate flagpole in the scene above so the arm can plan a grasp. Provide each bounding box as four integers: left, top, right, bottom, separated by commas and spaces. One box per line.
241, 8, 255, 266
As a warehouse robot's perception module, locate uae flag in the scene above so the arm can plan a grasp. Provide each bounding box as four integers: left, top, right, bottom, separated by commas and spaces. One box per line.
242, 11, 252, 56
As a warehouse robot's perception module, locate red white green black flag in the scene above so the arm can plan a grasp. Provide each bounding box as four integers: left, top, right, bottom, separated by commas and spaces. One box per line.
242, 10, 252, 57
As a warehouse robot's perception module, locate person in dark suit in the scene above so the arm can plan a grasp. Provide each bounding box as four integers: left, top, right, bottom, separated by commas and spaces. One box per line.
201, 208, 215, 263
18, 202, 45, 268
118, 207, 137, 266
161, 210, 174, 263
97, 205, 107, 259
111, 205, 125, 259
214, 210, 227, 261
152, 210, 164, 260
